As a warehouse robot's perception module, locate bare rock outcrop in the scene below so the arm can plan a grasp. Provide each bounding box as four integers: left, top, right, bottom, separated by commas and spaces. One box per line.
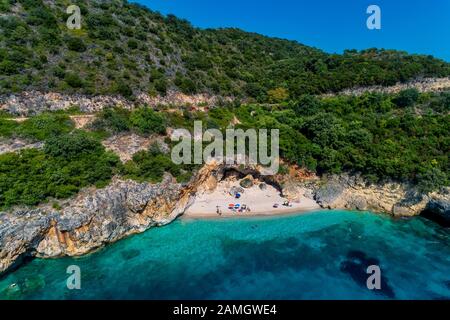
421, 194, 450, 227
0, 175, 193, 274
322, 77, 450, 97
0, 161, 231, 275
102, 133, 169, 162
0, 138, 44, 155
1, 161, 448, 275
0, 91, 228, 116
313, 174, 449, 218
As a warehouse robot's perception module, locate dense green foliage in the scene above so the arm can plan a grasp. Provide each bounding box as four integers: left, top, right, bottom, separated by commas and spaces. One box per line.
0, 0, 448, 208
1, 0, 449, 99
273, 91, 448, 189
0, 90, 448, 208
0, 131, 120, 208
121, 143, 195, 183
79, 91, 450, 193
0, 112, 74, 140
90, 106, 166, 136
164, 90, 449, 190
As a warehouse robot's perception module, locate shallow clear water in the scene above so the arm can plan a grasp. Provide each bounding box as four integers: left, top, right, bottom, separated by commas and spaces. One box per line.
0, 210, 449, 300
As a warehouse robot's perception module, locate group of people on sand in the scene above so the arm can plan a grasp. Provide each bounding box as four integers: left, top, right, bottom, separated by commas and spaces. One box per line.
216, 204, 251, 216
273, 200, 293, 209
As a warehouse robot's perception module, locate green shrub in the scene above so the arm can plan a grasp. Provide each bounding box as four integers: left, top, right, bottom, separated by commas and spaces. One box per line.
0, 118, 16, 137
0, 0, 11, 12
91, 107, 131, 133
417, 167, 448, 194
16, 113, 74, 140
154, 79, 167, 95
66, 37, 87, 52
121, 144, 183, 183
130, 107, 166, 135
65, 73, 84, 88
127, 39, 138, 49
116, 81, 133, 98
44, 131, 103, 159
393, 89, 420, 108
0, 144, 120, 208
0, 59, 19, 75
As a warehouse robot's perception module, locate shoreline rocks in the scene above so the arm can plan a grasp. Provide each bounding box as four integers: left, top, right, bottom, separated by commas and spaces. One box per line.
0, 175, 192, 274
312, 174, 448, 218
0, 164, 448, 276
421, 198, 450, 227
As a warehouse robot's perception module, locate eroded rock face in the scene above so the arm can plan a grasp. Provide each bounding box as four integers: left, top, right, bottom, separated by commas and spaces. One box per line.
321, 77, 450, 97
0, 162, 229, 275
0, 175, 192, 274
0, 209, 54, 273
421, 197, 450, 227
0, 138, 44, 155
102, 133, 169, 163
313, 174, 449, 217
0, 91, 227, 116
1, 162, 448, 275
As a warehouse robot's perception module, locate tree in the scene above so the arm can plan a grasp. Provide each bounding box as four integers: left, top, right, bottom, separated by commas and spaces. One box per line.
65, 73, 84, 88
393, 89, 420, 108
116, 81, 133, 98
417, 167, 447, 194
66, 36, 86, 52
44, 131, 103, 159
93, 107, 131, 133
267, 87, 289, 103
130, 107, 166, 135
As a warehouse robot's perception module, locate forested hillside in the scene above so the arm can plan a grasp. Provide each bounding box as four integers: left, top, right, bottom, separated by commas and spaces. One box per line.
1, 0, 449, 100
0, 0, 448, 209
1, 89, 449, 208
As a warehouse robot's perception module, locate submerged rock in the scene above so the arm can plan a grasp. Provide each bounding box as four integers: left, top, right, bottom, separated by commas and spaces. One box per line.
339, 250, 396, 299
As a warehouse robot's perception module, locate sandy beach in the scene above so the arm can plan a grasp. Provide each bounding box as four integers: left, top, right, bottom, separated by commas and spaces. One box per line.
183, 179, 321, 219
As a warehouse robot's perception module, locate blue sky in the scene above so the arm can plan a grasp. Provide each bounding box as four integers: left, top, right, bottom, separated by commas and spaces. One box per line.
133, 0, 450, 61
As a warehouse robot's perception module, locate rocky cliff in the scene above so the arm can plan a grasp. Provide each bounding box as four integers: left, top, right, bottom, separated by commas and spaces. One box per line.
311, 174, 450, 221
0, 91, 227, 116
0, 161, 232, 275
0, 175, 194, 274
322, 77, 450, 97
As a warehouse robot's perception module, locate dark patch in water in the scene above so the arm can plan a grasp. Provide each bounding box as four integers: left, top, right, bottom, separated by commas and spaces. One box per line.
219, 236, 327, 275
0, 255, 35, 281
445, 280, 450, 290
340, 250, 395, 299
420, 209, 450, 228
120, 249, 141, 260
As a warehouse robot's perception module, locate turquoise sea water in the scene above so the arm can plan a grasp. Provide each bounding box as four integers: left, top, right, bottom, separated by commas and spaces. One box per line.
0, 210, 449, 300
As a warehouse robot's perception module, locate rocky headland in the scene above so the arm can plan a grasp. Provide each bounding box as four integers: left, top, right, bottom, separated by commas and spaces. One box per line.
0, 161, 449, 275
